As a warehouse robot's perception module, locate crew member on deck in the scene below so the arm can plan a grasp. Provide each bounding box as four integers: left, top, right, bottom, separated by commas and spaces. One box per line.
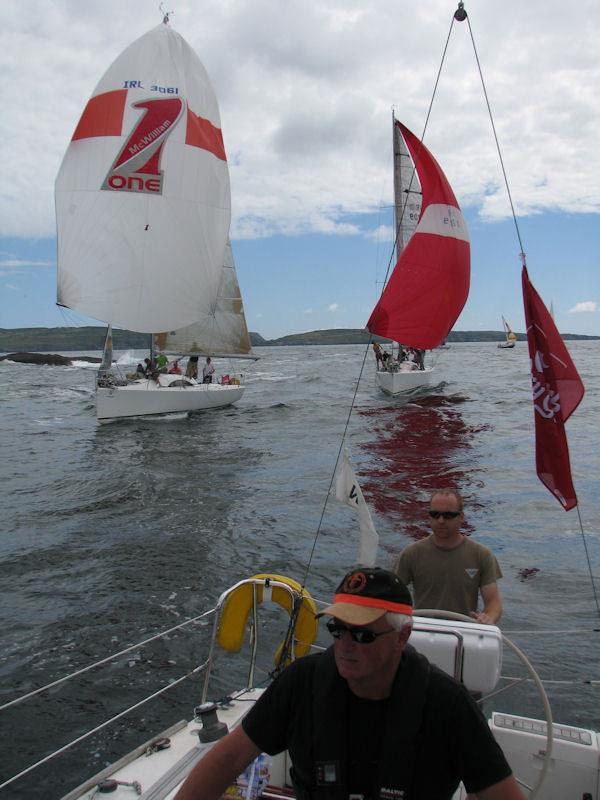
186, 356, 199, 380
394, 488, 503, 625
372, 341, 384, 368
203, 356, 215, 384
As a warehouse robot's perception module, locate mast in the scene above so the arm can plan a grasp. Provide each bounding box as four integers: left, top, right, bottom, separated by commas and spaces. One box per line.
390, 113, 423, 351
392, 111, 404, 264
392, 113, 422, 261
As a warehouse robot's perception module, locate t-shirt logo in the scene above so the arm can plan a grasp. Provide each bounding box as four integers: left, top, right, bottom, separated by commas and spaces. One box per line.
465, 568, 479, 579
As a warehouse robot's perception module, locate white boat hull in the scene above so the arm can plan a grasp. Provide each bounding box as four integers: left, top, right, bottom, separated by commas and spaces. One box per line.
497, 342, 516, 349
96, 379, 244, 422
376, 367, 434, 395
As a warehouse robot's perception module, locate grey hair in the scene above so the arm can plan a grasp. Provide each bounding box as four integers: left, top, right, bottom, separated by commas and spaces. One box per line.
385, 611, 413, 631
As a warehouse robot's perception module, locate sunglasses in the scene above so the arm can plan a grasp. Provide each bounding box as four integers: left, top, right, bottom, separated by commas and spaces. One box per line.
325, 618, 395, 644
428, 510, 461, 519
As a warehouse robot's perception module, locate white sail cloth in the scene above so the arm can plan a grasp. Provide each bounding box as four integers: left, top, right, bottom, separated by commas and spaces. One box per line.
55, 23, 231, 334
154, 240, 254, 358
335, 452, 379, 567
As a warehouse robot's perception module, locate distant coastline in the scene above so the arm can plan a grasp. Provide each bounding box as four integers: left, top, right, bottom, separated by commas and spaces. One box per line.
0, 325, 598, 354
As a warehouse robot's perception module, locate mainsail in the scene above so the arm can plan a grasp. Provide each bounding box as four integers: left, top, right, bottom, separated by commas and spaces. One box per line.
393, 117, 422, 253
367, 121, 470, 350
154, 239, 254, 358
55, 23, 231, 334
502, 316, 517, 345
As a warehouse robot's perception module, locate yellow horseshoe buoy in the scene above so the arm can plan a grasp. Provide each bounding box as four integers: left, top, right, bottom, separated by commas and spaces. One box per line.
217, 574, 318, 663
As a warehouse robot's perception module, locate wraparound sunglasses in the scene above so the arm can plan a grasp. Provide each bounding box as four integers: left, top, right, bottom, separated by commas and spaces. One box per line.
325, 618, 395, 644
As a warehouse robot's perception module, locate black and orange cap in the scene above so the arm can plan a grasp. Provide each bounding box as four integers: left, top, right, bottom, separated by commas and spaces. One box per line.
316, 567, 413, 625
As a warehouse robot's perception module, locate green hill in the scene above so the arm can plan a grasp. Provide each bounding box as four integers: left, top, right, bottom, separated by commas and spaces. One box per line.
0, 326, 597, 353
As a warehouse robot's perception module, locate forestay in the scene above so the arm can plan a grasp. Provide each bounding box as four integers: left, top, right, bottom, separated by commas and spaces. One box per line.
55, 23, 231, 334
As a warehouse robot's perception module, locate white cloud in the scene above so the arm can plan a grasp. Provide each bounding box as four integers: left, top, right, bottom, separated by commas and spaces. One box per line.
303, 308, 313, 314
2, 1, 600, 240
568, 301, 598, 314
5, 284, 20, 291
366, 225, 393, 244
328, 303, 339, 312
0, 259, 54, 268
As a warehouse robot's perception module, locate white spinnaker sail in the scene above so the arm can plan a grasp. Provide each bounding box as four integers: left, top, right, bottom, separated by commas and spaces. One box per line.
55, 23, 231, 334
154, 240, 255, 358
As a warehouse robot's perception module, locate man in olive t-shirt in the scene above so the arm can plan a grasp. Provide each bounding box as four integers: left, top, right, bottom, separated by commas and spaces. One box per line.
394, 489, 503, 624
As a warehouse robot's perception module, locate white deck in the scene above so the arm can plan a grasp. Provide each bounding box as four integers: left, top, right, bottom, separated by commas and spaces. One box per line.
61, 689, 268, 800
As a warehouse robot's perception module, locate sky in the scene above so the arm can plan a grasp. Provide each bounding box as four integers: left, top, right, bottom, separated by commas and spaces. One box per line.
1, 0, 599, 340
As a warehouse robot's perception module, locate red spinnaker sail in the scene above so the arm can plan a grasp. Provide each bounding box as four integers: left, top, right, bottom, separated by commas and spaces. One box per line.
367, 122, 470, 349
522, 266, 584, 510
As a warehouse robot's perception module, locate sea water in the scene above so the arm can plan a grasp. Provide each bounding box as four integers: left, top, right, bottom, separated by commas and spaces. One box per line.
0, 342, 598, 799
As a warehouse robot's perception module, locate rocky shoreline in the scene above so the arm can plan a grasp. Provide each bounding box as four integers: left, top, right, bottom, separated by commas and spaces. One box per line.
0, 352, 103, 366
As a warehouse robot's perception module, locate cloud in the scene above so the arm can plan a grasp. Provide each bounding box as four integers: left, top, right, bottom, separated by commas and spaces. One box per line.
365, 225, 393, 243
328, 303, 339, 312
3, 1, 600, 240
303, 308, 313, 314
0, 259, 54, 268
568, 301, 597, 314
5, 284, 20, 291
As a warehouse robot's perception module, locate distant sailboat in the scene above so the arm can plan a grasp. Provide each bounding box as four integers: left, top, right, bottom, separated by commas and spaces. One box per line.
497, 316, 517, 349
367, 117, 470, 394
55, 19, 254, 422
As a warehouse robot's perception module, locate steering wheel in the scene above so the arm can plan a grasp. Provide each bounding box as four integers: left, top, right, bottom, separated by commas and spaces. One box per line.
414, 608, 553, 799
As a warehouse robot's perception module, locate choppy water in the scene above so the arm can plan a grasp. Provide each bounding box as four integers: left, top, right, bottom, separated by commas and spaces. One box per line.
0, 342, 599, 799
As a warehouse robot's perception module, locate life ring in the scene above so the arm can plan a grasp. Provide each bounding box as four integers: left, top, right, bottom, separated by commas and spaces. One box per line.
217, 574, 318, 663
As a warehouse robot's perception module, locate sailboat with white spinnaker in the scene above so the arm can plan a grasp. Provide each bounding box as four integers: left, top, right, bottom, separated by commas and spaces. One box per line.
55, 19, 255, 422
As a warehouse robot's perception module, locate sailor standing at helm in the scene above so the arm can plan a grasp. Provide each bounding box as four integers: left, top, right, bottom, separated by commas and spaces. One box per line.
174, 567, 524, 800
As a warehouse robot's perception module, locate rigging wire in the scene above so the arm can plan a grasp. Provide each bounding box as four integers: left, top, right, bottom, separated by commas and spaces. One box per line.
461, 6, 600, 622
300, 7, 462, 588
0, 660, 209, 792
576, 503, 600, 619
0, 608, 215, 713
304, 2, 599, 630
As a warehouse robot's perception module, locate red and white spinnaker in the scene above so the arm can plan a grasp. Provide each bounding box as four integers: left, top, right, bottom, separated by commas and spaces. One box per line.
367, 122, 470, 350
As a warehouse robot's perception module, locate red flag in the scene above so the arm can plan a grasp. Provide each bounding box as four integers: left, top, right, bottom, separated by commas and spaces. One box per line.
522, 266, 584, 510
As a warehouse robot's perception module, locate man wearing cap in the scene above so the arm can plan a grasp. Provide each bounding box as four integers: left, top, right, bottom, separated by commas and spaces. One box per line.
395, 489, 503, 625
175, 567, 523, 800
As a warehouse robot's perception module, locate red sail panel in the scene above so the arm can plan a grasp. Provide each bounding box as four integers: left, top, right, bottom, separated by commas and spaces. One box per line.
185, 109, 227, 160
72, 90, 127, 140
522, 266, 584, 510
367, 123, 470, 350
